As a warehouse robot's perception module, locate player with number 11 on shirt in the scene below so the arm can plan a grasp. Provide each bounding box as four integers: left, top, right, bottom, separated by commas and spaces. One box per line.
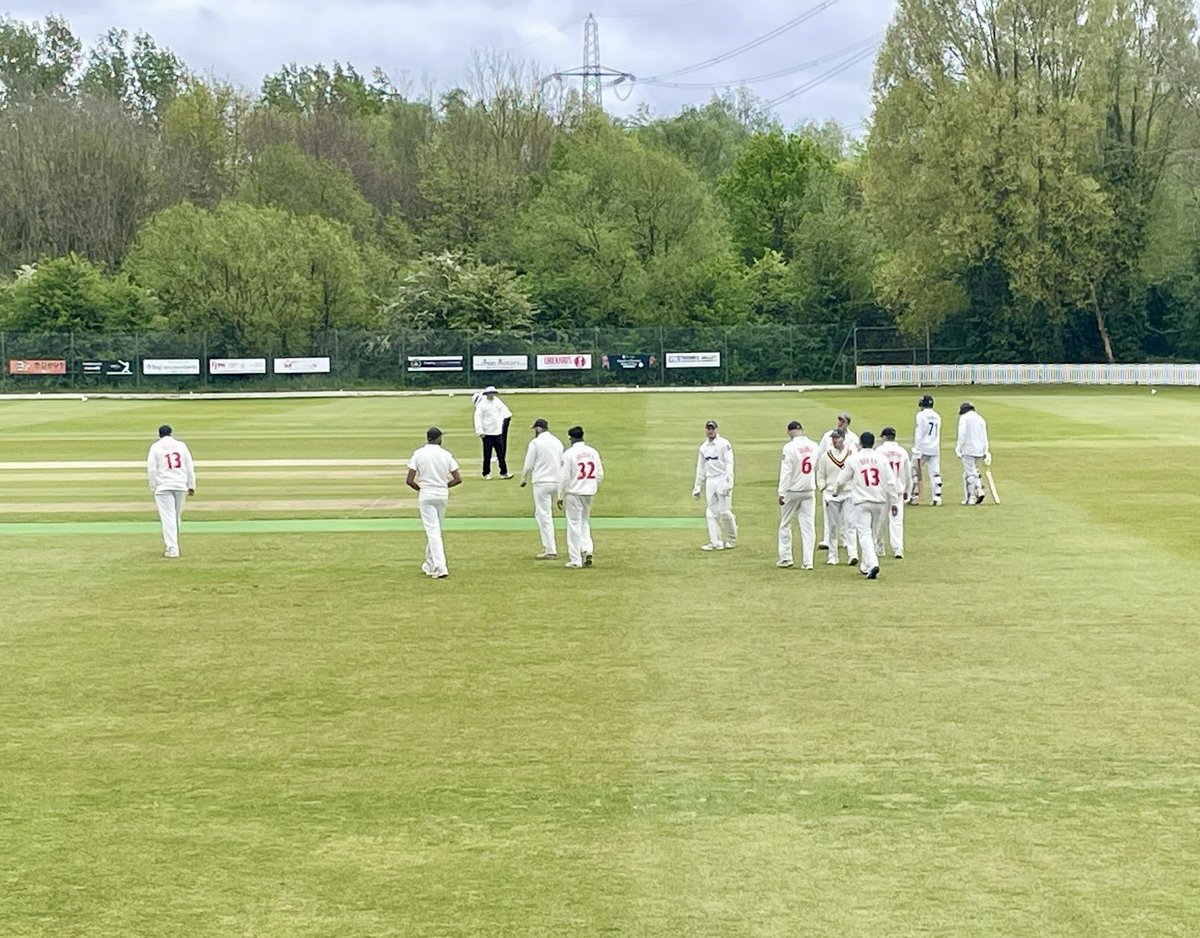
557, 426, 604, 569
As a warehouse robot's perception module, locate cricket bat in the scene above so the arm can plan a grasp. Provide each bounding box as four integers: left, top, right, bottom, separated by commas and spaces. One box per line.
985, 469, 1000, 504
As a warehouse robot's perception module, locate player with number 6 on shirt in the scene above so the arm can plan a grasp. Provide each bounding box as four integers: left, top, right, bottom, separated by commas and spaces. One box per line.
557, 426, 604, 569
776, 420, 820, 569
832, 430, 897, 580
146, 424, 196, 559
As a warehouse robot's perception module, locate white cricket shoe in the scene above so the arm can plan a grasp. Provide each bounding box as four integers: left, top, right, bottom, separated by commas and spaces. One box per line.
776, 560, 794, 568
700, 542, 724, 551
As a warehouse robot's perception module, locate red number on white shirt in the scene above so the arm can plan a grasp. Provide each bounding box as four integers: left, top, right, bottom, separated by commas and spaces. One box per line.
860, 467, 881, 486
164, 452, 182, 469
889, 460, 901, 476
800, 456, 813, 474
576, 460, 596, 480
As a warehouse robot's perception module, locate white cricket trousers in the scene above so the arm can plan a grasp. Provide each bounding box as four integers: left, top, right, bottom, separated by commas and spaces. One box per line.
564, 493, 594, 565
822, 496, 857, 564
914, 452, 942, 501
850, 500, 887, 574
418, 495, 448, 576
705, 484, 737, 547
888, 499, 905, 556
960, 454, 983, 502
778, 491, 816, 567
154, 489, 188, 555
533, 482, 558, 555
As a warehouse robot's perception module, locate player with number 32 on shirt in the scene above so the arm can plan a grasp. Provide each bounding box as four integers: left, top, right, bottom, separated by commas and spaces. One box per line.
557, 426, 604, 569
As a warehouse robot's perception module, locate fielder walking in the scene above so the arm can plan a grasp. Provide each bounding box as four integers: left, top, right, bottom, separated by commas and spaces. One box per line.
473, 385, 513, 480
912, 393, 943, 505
833, 430, 897, 579
693, 419, 738, 551
520, 417, 564, 559
777, 420, 820, 569
558, 426, 604, 568
876, 426, 913, 559
955, 401, 991, 505
147, 424, 195, 559
406, 426, 463, 579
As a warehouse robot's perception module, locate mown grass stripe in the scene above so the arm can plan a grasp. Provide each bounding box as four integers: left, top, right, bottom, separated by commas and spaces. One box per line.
0, 517, 707, 535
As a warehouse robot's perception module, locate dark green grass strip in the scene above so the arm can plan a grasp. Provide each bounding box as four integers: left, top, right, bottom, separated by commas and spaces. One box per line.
0, 517, 706, 536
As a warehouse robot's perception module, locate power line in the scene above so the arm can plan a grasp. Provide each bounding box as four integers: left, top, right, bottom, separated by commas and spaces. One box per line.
635, 35, 879, 89
765, 45, 877, 108
641, 0, 841, 82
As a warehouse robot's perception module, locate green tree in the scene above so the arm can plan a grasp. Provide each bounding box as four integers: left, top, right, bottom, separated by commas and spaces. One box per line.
717, 131, 835, 263
124, 201, 375, 350
240, 142, 378, 241
513, 115, 732, 325
383, 251, 536, 332
159, 78, 248, 207
0, 254, 159, 330
0, 15, 80, 101
78, 28, 184, 120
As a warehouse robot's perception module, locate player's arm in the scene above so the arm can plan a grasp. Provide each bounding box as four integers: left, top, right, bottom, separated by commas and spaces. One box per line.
693, 447, 703, 497
406, 468, 420, 492
182, 444, 196, 493
448, 468, 463, 489
833, 461, 853, 497
724, 443, 734, 493
146, 446, 158, 491
594, 452, 604, 482
473, 406, 484, 436
520, 440, 536, 486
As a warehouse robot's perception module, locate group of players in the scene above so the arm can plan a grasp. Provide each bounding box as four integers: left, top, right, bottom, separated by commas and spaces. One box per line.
145, 388, 991, 582
690, 395, 991, 580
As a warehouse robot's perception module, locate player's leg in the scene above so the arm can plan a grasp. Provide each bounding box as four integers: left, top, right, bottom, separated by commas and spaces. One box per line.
798, 493, 816, 568
564, 494, 584, 566
481, 436, 493, 478
824, 498, 842, 564
818, 492, 829, 549
777, 492, 797, 565
702, 486, 723, 549
719, 492, 737, 547
890, 499, 904, 557
856, 504, 880, 575
155, 491, 180, 557
173, 490, 188, 556
419, 497, 448, 575
927, 453, 943, 505
579, 494, 594, 565
534, 483, 556, 556
963, 455, 982, 504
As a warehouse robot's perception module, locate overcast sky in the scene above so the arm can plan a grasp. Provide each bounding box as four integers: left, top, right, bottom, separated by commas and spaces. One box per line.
7, 0, 896, 131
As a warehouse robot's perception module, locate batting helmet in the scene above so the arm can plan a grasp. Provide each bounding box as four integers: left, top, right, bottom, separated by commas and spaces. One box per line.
919, 394, 934, 408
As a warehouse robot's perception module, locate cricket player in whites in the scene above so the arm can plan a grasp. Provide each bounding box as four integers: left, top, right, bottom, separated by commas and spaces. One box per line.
876, 427, 913, 559
147, 424, 196, 558
955, 401, 991, 505
557, 426, 604, 568
693, 419, 738, 551
833, 430, 897, 579
520, 418, 564, 559
816, 427, 857, 566
911, 393, 943, 505
776, 420, 820, 569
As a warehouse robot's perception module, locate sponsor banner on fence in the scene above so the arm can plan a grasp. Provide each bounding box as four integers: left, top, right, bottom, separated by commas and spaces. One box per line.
601, 353, 656, 371
408, 355, 464, 372
274, 357, 331, 375
665, 351, 720, 369
143, 358, 201, 375
472, 354, 529, 372
9, 359, 66, 375
209, 358, 266, 375
537, 353, 592, 370
80, 359, 133, 377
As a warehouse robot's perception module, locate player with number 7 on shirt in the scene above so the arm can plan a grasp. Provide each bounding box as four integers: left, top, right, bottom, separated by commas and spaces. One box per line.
831, 430, 898, 580
557, 425, 604, 569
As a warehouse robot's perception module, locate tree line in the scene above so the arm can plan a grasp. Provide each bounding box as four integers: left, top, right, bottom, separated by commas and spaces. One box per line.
2, 6, 1200, 363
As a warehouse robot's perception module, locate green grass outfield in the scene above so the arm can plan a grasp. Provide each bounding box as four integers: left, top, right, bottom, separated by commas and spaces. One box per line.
1, 387, 1198, 936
